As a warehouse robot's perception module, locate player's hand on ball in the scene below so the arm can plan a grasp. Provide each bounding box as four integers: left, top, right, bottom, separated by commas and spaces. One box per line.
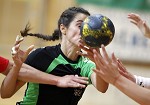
77, 39, 100, 62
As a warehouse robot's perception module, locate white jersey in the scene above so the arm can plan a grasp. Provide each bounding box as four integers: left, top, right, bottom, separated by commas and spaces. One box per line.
134, 75, 150, 89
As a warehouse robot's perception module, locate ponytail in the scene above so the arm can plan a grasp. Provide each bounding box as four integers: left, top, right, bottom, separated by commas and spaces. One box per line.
20, 23, 60, 41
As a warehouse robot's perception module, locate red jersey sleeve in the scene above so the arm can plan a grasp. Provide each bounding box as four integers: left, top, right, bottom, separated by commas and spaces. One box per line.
0, 56, 9, 73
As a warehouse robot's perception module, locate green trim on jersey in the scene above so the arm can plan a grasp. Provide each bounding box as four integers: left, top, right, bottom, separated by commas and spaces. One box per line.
46, 55, 68, 73
20, 83, 39, 105
46, 54, 95, 82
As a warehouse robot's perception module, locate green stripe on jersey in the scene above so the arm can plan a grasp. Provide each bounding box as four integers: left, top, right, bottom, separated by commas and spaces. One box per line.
46, 55, 95, 82
20, 83, 39, 105
46, 55, 68, 73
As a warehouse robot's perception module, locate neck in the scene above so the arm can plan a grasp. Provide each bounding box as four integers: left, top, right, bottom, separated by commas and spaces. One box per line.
61, 41, 80, 61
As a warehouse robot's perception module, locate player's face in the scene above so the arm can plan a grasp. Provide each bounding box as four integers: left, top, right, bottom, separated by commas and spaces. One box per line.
65, 13, 88, 46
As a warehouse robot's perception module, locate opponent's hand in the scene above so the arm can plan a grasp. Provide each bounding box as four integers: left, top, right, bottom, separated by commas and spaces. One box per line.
11, 35, 34, 67
128, 13, 150, 38
56, 75, 88, 88
93, 44, 121, 85
117, 59, 136, 83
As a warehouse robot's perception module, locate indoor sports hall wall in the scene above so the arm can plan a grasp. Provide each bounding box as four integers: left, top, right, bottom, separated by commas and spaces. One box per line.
0, 0, 150, 105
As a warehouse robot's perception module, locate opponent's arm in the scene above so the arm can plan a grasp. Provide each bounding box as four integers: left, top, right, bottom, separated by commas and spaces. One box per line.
1, 36, 88, 98
77, 40, 109, 93
19, 63, 88, 88
128, 13, 150, 38
93, 45, 150, 105
1, 38, 34, 98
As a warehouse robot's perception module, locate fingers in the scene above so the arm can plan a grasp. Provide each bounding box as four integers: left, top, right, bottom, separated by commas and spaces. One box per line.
93, 49, 105, 69
128, 13, 141, 22
78, 44, 92, 54
11, 44, 20, 56
11, 46, 17, 55
93, 68, 102, 75
127, 13, 142, 26
93, 68, 105, 80
68, 82, 86, 88
117, 59, 129, 79
111, 52, 117, 62
76, 51, 87, 57
78, 40, 99, 62
75, 75, 88, 80
101, 44, 111, 64
11, 35, 34, 63
78, 39, 87, 47
12, 35, 23, 56
129, 21, 137, 26
21, 45, 34, 61
73, 75, 88, 84
143, 21, 147, 28
117, 59, 126, 72
26, 45, 34, 55
14, 35, 24, 45
143, 21, 150, 31
68, 75, 89, 88
78, 40, 93, 54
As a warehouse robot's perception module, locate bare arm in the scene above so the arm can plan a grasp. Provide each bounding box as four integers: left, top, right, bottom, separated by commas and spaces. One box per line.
1, 36, 88, 98
93, 45, 150, 105
128, 13, 150, 38
115, 75, 150, 105
1, 37, 34, 98
90, 71, 108, 93
1, 62, 88, 98
19, 63, 88, 88
77, 40, 109, 93
115, 59, 136, 83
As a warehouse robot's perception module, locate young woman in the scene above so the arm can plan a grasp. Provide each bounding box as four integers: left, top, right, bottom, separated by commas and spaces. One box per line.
0, 36, 89, 98
16, 7, 108, 105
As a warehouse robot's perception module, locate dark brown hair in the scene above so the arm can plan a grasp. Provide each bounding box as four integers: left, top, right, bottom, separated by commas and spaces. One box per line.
20, 7, 90, 41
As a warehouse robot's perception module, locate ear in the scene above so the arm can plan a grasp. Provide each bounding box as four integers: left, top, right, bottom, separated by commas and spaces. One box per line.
60, 24, 67, 35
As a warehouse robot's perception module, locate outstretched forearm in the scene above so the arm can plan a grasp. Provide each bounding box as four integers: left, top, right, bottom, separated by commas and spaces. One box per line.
91, 72, 109, 93
114, 75, 150, 105
18, 63, 58, 85
18, 63, 88, 88
1, 65, 21, 98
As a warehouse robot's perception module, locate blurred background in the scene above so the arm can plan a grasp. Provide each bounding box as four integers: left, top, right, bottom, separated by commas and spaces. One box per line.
0, 0, 150, 105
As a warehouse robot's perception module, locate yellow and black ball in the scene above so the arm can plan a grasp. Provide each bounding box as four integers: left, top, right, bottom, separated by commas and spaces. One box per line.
80, 14, 115, 48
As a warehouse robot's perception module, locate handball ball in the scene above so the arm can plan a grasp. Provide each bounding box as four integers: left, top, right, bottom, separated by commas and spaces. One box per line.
80, 14, 115, 48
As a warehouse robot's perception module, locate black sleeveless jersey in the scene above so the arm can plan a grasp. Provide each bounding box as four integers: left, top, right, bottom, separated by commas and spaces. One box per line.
18, 44, 95, 105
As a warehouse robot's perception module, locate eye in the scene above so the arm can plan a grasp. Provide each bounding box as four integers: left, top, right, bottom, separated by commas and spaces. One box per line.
77, 23, 82, 28
76, 22, 82, 28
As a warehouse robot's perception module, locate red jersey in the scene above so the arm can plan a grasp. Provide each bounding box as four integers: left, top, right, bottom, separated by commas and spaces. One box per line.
0, 56, 9, 73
